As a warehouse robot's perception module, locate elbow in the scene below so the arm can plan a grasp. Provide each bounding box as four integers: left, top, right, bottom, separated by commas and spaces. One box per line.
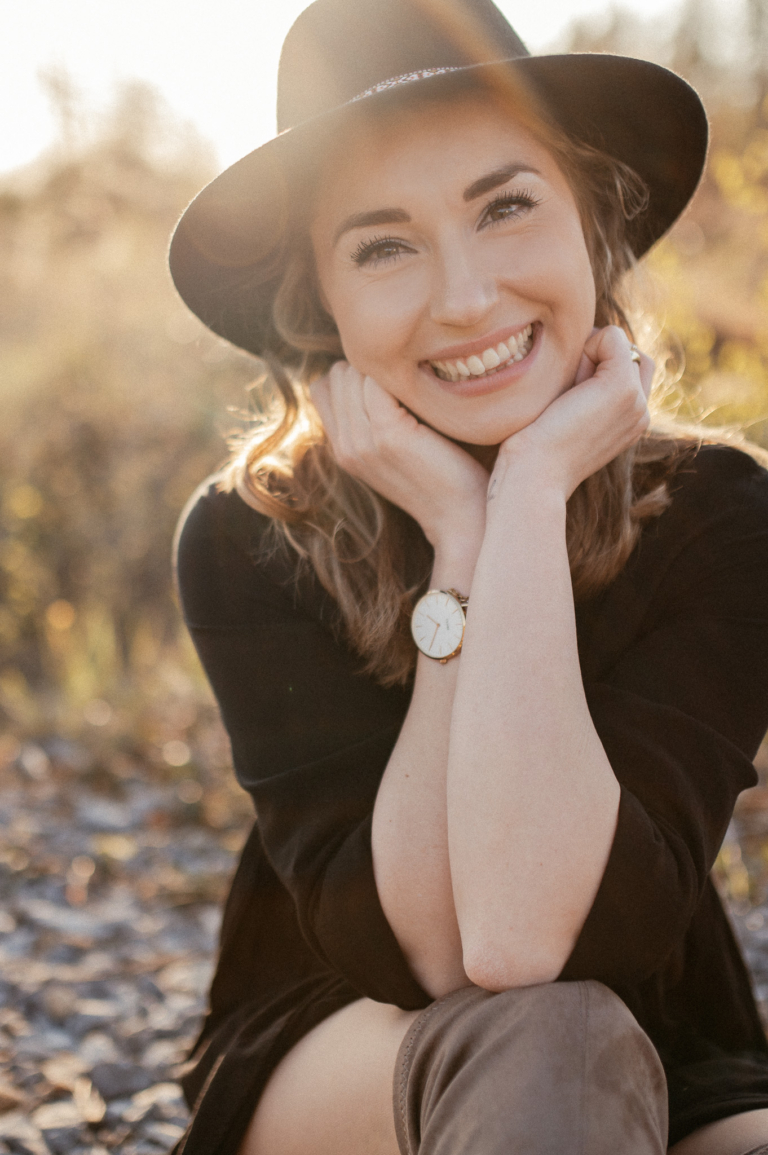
462, 936, 570, 992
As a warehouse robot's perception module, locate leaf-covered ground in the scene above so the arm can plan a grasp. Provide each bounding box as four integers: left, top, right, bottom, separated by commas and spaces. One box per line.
0, 724, 251, 1155
0, 727, 767, 1155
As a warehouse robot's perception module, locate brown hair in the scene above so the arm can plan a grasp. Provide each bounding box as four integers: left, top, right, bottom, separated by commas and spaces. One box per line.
221, 91, 701, 686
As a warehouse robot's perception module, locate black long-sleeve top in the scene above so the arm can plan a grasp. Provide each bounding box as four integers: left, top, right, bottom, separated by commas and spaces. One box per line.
173, 445, 768, 1155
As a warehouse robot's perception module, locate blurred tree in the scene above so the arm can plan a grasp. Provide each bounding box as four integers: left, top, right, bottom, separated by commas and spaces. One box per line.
747, 0, 768, 113
3, 3, 768, 741
561, 0, 768, 444
0, 78, 257, 731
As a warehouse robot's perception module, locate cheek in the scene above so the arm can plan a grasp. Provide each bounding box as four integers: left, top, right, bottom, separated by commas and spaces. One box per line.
552, 225, 596, 323
328, 279, 424, 374
503, 219, 595, 327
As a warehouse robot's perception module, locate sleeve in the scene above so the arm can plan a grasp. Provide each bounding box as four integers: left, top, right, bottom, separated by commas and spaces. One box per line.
561, 451, 768, 987
175, 483, 429, 1009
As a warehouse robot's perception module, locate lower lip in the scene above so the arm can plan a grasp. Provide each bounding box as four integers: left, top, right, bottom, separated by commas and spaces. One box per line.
421, 325, 542, 397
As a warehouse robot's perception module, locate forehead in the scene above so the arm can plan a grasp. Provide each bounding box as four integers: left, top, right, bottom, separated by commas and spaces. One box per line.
310, 95, 565, 223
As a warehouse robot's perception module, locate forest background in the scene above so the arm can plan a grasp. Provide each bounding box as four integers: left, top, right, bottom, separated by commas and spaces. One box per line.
2, 0, 768, 905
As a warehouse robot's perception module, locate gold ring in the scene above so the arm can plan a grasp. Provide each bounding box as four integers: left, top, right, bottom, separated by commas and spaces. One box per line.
630, 345, 642, 364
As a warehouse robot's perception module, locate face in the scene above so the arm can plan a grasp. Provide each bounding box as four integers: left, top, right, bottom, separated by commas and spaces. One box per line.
310, 95, 597, 446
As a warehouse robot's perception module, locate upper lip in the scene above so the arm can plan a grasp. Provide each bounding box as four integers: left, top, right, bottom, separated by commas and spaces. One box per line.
422, 323, 536, 365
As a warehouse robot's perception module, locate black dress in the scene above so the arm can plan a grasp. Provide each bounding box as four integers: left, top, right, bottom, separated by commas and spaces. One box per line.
173, 444, 768, 1154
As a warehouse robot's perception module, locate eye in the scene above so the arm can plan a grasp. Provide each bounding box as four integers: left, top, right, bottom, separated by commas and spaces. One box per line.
482, 189, 541, 228
350, 234, 413, 267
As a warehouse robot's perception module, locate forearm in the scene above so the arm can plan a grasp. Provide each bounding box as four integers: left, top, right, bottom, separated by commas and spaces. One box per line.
448, 470, 620, 990
372, 544, 479, 998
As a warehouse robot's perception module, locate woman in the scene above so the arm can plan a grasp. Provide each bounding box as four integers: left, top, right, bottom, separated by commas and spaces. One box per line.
169, 0, 768, 1152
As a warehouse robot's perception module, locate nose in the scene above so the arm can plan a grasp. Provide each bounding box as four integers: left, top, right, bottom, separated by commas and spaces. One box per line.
429, 239, 499, 329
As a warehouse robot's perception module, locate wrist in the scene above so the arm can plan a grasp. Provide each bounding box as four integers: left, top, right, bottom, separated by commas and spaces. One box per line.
492, 438, 573, 506
431, 535, 483, 593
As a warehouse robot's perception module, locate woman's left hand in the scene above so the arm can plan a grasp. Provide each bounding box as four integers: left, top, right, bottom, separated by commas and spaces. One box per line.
490, 325, 654, 504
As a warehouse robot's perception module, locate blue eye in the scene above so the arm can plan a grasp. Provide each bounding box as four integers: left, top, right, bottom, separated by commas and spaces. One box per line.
351, 235, 411, 267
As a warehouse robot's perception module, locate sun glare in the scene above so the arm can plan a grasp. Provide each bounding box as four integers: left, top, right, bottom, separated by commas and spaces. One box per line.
2, 0, 682, 178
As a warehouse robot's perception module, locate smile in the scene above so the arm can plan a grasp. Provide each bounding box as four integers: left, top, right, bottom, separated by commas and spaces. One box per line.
429, 325, 535, 382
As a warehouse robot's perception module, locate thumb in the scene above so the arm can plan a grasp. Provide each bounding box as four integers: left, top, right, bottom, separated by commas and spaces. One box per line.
361, 374, 402, 423
573, 327, 600, 387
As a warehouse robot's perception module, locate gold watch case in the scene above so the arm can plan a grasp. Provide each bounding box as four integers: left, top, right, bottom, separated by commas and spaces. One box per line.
411, 588, 468, 662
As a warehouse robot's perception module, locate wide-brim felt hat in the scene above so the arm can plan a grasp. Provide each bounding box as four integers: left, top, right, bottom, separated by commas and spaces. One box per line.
169, 0, 708, 364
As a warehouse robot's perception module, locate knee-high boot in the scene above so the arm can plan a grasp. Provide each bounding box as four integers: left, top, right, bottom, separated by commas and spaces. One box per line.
394, 980, 668, 1155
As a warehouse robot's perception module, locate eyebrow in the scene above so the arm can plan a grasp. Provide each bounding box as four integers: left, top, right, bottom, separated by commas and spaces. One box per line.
333, 207, 410, 246
463, 163, 541, 202
332, 162, 542, 246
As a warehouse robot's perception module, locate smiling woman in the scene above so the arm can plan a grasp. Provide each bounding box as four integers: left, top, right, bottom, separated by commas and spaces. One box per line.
309, 97, 597, 443
167, 1, 768, 1154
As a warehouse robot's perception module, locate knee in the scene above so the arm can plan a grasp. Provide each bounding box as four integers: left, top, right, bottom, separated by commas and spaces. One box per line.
497, 980, 662, 1075
414, 980, 662, 1084
396, 982, 668, 1154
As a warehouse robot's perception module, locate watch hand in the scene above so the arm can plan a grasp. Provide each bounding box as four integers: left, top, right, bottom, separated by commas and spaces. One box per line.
430, 620, 441, 647
426, 615, 440, 626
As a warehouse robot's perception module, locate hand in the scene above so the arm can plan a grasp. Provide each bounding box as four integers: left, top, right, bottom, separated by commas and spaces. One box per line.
490, 326, 653, 503
310, 362, 490, 555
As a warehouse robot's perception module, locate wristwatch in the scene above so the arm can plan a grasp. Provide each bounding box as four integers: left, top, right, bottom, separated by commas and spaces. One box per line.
411, 588, 468, 663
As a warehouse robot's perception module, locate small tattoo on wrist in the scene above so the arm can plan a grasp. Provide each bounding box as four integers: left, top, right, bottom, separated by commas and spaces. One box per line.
487, 479, 498, 501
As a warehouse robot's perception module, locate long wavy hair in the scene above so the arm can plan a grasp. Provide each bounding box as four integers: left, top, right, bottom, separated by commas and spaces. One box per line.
221, 89, 705, 686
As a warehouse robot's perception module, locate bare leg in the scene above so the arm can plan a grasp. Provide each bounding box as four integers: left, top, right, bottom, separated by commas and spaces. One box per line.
238, 997, 421, 1155
238, 980, 668, 1155
669, 1110, 768, 1155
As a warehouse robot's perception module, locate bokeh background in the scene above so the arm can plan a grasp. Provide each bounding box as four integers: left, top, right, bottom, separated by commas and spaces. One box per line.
3, 0, 768, 1148
3, 0, 768, 892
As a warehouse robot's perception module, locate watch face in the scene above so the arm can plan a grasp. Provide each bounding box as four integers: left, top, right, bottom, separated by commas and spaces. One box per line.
411, 590, 465, 660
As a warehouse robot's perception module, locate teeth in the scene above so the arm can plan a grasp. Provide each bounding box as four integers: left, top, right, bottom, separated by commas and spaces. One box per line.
430, 325, 534, 382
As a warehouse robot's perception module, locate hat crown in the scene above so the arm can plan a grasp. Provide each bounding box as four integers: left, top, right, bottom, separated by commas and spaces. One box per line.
276, 0, 529, 132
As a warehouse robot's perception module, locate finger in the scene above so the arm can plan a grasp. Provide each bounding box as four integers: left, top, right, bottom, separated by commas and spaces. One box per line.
308, 373, 337, 440
582, 324, 631, 368
326, 360, 377, 463
636, 351, 655, 401
311, 361, 360, 449
568, 327, 597, 387
584, 327, 653, 398
361, 374, 404, 424
573, 349, 597, 387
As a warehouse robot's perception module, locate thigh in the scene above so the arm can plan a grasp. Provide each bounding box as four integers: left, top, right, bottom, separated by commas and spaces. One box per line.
668, 1108, 768, 1155
238, 998, 421, 1155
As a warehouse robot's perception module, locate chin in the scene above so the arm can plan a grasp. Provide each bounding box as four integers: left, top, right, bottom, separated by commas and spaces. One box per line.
441, 410, 541, 448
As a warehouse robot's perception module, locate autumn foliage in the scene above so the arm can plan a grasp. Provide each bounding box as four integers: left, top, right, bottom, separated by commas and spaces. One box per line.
2, 3, 768, 754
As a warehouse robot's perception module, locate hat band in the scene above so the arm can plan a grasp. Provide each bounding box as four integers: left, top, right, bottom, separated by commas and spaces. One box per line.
351, 65, 465, 103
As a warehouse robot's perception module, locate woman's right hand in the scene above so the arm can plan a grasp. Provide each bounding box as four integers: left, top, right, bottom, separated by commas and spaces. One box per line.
310, 361, 489, 558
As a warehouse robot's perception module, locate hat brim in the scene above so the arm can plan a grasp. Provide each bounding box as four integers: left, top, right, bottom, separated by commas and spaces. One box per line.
169, 53, 708, 362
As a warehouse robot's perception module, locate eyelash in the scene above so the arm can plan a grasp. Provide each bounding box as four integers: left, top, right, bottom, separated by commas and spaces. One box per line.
350, 234, 407, 267
482, 188, 541, 225
350, 188, 542, 267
